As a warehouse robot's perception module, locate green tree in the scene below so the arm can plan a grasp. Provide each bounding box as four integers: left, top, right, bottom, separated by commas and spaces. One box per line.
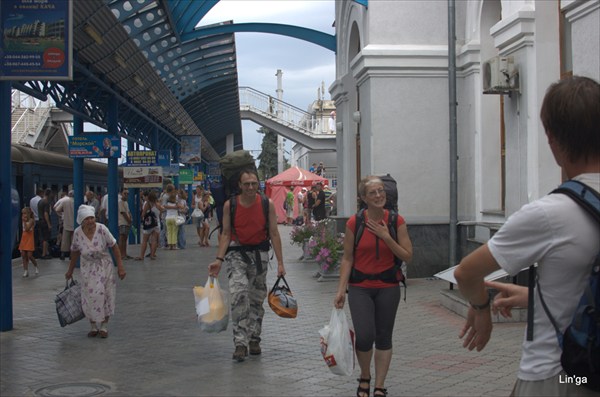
257, 127, 278, 179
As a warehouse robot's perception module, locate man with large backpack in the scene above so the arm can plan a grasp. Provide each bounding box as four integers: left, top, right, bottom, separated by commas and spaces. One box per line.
455, 76, 600, 395
208, 167, 286, 362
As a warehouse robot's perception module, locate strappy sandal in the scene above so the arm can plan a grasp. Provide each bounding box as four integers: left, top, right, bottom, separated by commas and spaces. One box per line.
87, 329, 99, 337
373, 387, 388, 397
356, 377, 371, 397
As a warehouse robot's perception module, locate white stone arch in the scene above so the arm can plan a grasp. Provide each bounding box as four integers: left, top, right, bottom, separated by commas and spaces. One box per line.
477, 0, 504, 218
330, 1, 367, 217
336, 1, 365, 77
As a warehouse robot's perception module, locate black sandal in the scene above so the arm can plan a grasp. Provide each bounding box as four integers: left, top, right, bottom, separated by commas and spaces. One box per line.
373, 387, 388, 396
356, 377, 371, 397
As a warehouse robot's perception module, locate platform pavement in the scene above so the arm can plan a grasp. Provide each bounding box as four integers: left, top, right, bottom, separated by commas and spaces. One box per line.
1, 222, 525, 397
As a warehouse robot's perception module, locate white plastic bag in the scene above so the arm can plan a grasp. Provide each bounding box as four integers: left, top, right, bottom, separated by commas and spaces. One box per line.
319, 308, 355, 376
193, 277, 229, 333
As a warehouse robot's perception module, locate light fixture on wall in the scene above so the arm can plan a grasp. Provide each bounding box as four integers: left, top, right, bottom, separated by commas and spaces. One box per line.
352, 111, 361, 124
336, 121, 343, 133
113, 54, 127, 69
83, 24, 103, 45
132, 74, 144, 87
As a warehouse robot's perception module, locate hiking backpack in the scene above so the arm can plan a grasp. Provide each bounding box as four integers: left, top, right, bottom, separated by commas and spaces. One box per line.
210, 150, 260, 235
359, 174, 398, 212
528, 180, 600, 391
350, 208, 407, 299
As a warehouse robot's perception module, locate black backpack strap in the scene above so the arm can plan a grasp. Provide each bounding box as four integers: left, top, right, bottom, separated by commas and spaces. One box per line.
229, 195, 239, 244
260, 192, 270, 240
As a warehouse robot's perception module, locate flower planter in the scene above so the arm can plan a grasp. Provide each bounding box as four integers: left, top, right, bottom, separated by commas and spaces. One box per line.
301, 241, 315, 261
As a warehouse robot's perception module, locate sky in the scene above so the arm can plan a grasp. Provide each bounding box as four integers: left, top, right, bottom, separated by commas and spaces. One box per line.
198, 0, 337, 156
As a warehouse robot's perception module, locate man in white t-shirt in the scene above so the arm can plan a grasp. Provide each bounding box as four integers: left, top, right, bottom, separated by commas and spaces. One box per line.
454, 76, 600, 397
29, 188, 43, 256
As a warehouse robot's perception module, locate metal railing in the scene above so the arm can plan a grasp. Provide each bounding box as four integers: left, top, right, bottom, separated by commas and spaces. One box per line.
239, 87, 336, 137
11, 91, 53, 145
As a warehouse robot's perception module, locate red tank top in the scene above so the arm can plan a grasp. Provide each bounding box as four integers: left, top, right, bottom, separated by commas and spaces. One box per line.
346, 210, 405, 288
231, 195, 268, 245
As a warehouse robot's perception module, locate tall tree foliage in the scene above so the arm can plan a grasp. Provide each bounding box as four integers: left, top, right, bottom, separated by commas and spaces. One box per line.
257, 127, 278, 180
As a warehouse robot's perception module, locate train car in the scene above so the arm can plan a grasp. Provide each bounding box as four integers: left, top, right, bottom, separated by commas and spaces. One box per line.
10, 144, 118, 256
11, 144, 113, 208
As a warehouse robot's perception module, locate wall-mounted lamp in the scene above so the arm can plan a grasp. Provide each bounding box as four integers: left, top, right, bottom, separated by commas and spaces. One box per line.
133, 74, 144, 87
83, 24, 103, 45
336, 121, 343, 133
352, 111, 361, 124
113, 54, 126, 68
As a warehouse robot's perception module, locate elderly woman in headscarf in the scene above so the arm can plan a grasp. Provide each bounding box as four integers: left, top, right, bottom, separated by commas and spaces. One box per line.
65, 205, 126, 338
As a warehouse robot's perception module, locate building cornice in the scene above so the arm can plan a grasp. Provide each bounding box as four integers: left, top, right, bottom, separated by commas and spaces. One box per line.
350, 45, 449, 85
490, 10, 535, 56
562, 0, 600, 23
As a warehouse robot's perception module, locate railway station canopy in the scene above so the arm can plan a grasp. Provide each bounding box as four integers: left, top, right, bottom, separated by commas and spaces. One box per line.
14, 0, 244, 161
9, 0, 337, 162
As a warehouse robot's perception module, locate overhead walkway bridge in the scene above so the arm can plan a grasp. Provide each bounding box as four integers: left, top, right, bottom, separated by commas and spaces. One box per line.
239, 87, 336, 151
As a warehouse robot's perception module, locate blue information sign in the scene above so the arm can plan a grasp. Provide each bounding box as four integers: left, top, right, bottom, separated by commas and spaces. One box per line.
68, 135, 120, 158
156, 150, 171, 167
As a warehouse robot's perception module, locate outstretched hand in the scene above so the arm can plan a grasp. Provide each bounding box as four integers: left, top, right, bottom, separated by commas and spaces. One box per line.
485, 281, 528, 319
458, 307, 493, 352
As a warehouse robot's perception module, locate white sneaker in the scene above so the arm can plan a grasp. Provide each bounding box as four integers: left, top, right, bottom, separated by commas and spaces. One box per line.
34, 266, 39, 275
22, 270, 28, 278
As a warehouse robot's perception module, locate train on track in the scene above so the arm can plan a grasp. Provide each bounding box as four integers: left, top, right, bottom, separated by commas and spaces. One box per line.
10, 144, 116, 256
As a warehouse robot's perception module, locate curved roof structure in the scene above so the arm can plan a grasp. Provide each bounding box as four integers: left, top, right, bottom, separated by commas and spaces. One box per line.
107, 0, 242, 157
12, 0, 336, 160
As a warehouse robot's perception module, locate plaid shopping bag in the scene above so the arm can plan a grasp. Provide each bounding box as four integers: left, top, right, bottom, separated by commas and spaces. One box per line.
55, 278, 85, 327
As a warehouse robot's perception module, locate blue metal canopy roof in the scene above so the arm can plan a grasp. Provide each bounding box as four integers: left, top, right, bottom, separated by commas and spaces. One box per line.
107, 0, 244, 156
14, 0, 336, 159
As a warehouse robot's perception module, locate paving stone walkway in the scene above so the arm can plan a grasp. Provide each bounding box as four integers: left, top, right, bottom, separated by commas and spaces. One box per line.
1, 223, 523, 396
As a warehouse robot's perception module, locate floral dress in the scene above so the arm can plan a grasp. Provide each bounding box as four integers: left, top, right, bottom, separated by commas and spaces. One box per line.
71, 223, 117, 323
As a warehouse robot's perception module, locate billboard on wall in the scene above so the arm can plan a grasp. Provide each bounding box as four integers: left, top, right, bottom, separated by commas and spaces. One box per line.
68, 135, 120, 158
126, 150, 157, 166
180, 135, 201, 164
0, 0, 73, 81
123, 166, 163, 188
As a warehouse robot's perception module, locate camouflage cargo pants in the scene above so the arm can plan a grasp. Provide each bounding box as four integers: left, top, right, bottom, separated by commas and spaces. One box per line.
226, 250, 269, 347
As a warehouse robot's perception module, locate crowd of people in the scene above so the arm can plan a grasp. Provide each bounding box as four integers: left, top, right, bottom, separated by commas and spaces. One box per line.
14, 76, 599, 397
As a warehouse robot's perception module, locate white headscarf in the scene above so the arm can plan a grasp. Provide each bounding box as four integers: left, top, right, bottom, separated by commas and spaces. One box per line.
77, 204, 96, 225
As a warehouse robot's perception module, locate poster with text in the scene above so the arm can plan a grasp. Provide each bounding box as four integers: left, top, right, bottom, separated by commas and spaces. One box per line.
123, 166, 163, 188
68, 135, 120, 158
180, 135, 201, 164
0, 0, 73, 80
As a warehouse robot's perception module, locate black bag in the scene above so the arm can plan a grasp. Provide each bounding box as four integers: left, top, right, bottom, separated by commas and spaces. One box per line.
533, 180, 600, 392
142, 209, 158, 230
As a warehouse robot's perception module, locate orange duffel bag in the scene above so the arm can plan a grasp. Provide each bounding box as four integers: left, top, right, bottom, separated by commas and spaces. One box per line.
268, 276, 298, 318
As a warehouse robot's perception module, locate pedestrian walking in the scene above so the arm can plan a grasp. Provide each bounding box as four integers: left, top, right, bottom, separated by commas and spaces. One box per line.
65, 205, 126, 338
333, 175, 413, 397
208, 168, 286, 362
19, 207, 39, 277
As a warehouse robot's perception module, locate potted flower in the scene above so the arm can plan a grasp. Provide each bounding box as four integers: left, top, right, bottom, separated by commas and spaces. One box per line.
313, 233, 344, 275
290, 221, 321, 260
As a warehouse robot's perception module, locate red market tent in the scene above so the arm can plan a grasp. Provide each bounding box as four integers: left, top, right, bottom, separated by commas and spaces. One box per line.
265, 166, 328, 223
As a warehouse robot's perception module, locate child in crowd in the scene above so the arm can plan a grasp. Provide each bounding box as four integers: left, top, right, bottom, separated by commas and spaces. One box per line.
19, 207, 39, 277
